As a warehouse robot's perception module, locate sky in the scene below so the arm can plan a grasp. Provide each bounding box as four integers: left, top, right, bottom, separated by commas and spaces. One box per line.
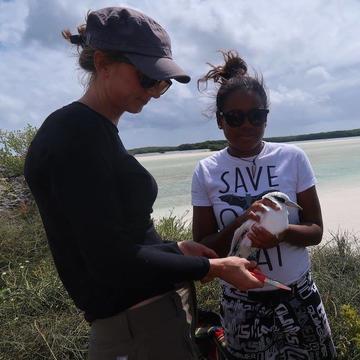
0, 0, 359, 149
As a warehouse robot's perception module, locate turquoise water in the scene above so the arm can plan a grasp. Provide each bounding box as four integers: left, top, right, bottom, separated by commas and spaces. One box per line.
136, 137, 360, 227
295, 138, 360, 188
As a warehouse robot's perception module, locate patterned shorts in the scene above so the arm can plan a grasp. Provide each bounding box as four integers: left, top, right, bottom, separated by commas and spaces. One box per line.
220, 272, 336, 359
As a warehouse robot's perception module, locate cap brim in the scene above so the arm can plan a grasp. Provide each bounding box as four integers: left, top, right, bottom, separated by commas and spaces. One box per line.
125, 53, 191, 83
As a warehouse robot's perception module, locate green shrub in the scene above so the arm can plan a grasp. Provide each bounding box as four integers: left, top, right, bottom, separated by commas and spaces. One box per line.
1, 209, 359, 359
336, 304, 360, 358
155, 212, 192, 242
0, 207, 89, 360
0, 125, 37, 177
0, 209, 46, 268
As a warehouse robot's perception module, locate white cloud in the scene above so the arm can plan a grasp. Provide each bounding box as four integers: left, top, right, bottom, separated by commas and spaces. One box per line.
306, 66, 332, 81
270, 85, 330, 106
0, 0, 360, 147
0, 43, 82, 130
0, 0, 28, 44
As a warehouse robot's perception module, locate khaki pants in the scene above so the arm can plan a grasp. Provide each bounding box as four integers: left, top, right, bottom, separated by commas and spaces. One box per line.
88, 283, 200, 360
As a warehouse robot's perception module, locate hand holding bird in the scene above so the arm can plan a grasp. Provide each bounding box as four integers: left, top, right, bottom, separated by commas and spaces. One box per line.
247, 224, 282, 249
229, 192, 302, 258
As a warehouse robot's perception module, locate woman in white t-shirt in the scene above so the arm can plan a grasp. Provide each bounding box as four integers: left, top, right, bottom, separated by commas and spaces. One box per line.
192, 50, 336, 359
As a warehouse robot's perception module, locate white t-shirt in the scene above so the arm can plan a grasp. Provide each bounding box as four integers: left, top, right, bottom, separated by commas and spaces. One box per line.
191, 141, 316, 289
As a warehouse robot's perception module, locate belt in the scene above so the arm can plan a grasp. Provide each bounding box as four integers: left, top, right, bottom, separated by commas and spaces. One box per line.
129, 282, 191, 310
129, 292, 169, 310
246, 288, 295, 303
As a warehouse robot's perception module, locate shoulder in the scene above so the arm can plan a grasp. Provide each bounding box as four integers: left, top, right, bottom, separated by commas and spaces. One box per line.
197, 148, 228, 169
35, 102, 116, 150
264, 142, 308, 159
44, 102, 107, 134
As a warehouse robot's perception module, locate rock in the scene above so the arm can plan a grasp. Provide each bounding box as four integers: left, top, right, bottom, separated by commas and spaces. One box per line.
0, 175, 33, 213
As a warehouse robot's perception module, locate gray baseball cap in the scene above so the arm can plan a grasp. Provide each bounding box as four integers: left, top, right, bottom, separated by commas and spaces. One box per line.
83, 7, 190, 83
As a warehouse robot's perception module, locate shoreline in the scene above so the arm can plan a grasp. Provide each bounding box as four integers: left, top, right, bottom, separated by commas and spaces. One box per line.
152, 183, 360, 239
144, 137, 360, 238
136, 136, 360, 161
135, 149, 211, 161
133, 136, 360, 159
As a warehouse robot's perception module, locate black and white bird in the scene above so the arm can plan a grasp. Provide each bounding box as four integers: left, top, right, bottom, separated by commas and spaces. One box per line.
229, 191, 302, 258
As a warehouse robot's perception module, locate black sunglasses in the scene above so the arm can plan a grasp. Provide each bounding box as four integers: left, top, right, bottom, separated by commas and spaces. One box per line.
109, 53, 172, 95
219, 108, 269, 127
137, 72, 172, 95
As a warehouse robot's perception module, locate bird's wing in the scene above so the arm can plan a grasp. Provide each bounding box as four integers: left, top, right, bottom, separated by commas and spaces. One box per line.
229, 219, 254, 257
261, 207, 289, 235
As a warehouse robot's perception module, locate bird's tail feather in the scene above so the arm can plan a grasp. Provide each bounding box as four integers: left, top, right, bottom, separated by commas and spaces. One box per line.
229, 220, 253, 257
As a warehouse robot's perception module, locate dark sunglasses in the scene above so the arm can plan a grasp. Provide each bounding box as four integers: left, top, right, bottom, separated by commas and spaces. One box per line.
137, 72, 172, 95
219, 108, 269, 127
109, 53, 172, 95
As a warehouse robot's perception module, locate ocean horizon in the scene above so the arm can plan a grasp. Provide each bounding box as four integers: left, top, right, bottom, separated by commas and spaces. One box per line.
136, 137, 360, 238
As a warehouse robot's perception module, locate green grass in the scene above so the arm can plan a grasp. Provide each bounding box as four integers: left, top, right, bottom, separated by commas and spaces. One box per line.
1, 206, 360, 359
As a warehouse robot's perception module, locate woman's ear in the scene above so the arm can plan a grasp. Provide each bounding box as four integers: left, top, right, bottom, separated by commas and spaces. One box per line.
216, 112, 223, 129
93, 51, 110, 76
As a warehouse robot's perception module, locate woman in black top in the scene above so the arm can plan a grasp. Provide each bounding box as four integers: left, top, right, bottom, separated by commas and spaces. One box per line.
24, 7, 262, 360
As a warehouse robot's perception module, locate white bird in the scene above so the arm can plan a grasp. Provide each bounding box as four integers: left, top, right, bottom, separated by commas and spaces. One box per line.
228, 191, 302, 258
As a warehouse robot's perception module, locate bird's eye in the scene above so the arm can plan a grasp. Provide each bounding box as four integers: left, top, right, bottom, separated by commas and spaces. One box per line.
273, 196, 286, 203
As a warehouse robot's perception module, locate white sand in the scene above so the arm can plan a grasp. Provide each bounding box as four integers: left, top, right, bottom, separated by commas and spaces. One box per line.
143, 145, 360, 238
135, 150, 212, 162
152, 184, 360, 240
318, 184, 360, 238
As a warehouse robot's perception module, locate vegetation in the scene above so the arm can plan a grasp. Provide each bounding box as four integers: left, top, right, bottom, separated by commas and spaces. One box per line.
129, 128, 360, 154
0, 125, 37, 177
0, 203, 360, 359
1, 126, 360, 359
1, 124, 359, 158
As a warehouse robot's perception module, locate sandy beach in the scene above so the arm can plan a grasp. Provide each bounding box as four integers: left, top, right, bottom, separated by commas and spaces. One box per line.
153, 186, 360, 239
135, 149, 212, 161
152, 184, 360, 240
318, 184, 360, 238
142, 138, 360, 239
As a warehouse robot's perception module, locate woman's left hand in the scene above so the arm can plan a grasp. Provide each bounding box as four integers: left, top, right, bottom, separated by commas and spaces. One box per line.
247, 225, 284, 249
178, 240, 219, 258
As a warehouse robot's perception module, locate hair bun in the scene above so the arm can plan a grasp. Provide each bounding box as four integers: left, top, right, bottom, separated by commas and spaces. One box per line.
221, 51, 247, 80
69, 34, 84, 45
197, 50, 269, 113
61, 24, 86, 47
197, 50, 248, 90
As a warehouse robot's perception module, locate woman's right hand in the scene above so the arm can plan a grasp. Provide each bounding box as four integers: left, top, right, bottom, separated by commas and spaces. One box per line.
203, 257, 264, 291
236, 197, 280, 226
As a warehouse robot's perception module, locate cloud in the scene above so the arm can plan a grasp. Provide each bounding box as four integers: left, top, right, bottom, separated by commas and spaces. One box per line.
0, 0, 360, 147
0, 43, 82, 130
0, 0, 28, 45
306, 66, 332, 81
22, 0, 80, 47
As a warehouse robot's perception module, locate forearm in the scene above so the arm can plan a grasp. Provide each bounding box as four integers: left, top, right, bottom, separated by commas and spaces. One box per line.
279, 186, 323, 248
204, 257, 264, 291
280, 223, 323, 247
77, 236, 211, 288
200, 218, 242, 257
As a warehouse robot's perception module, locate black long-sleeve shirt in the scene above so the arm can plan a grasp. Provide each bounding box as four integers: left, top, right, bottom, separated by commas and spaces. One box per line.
24, 102, 209, 321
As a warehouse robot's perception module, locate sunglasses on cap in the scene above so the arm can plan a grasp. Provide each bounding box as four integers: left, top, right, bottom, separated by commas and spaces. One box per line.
219, 108, 269, 127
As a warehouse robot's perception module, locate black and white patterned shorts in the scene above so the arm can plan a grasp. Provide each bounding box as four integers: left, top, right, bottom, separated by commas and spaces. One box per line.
220, 272, 336, 359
